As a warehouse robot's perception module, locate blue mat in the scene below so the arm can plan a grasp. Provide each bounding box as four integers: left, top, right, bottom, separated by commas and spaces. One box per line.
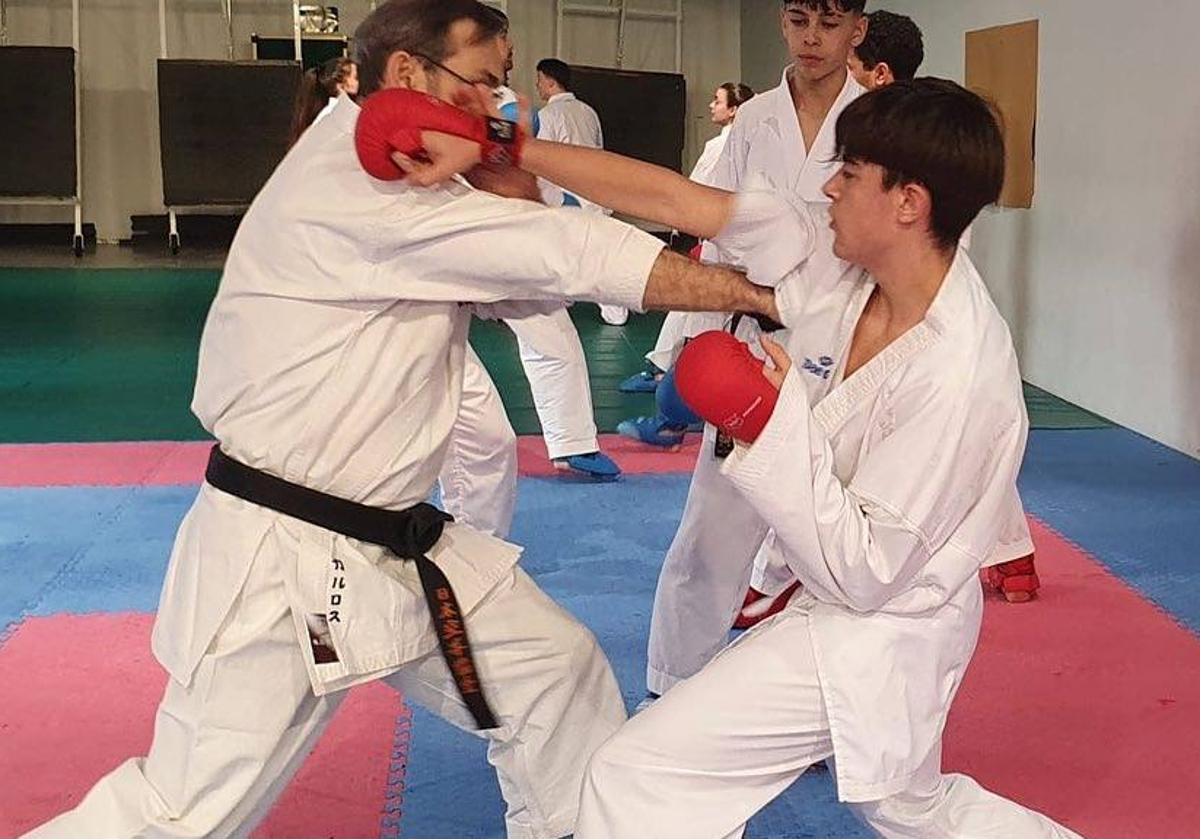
1019, 428, 1200, 635
3, 427, 1198, 837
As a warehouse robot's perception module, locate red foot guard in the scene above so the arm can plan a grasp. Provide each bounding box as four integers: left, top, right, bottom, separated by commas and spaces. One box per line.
986, 555, 1040, 603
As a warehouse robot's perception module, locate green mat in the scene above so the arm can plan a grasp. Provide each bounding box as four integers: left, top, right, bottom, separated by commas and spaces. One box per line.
0, 268, 1109, 443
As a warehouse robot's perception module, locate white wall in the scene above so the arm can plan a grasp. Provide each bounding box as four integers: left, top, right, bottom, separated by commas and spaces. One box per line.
736, 0, 1200, 458
4, 0, 738, 242
739, 1, 789, 94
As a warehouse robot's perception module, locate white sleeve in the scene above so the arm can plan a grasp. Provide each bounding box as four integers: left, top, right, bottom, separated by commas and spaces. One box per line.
365, 187, 663, 310
722, 368, 1026, 612
708, 187, 817, 288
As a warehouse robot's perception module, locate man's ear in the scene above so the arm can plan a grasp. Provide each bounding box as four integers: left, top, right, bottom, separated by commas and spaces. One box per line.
874, 62, 896, 88
850, 13, 867, 49
895, 180, 934, 233
383, 51, 423, 92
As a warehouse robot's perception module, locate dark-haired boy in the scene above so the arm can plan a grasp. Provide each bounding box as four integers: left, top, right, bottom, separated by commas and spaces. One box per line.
849, 8, 925, 89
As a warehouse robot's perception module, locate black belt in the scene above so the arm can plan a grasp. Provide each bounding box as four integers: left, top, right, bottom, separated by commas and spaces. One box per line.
204, 445, 499, 730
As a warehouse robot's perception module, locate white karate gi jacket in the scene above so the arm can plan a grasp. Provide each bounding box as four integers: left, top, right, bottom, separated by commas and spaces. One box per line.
689, 124, 731, 187
151, 95, 663, 696
712, 192, 1029, 802
707, 68, 865, 202
674, 70, 867, 359
535, 92, 606, 211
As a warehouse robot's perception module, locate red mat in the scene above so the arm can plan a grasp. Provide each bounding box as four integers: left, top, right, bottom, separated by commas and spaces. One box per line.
945, 519, 1200, 838
0, 613, 405, 838
0, 436, 703, 488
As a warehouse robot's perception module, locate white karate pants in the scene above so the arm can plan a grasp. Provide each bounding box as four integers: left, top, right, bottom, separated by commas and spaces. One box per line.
647, 426, 769, 695
26, 559, 625, 839
507, 307, 599, 461
582, 609, 1083, 839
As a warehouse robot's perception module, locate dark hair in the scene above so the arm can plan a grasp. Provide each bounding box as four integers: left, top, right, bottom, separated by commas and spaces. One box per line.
353, 0, 507, 97
536, 58, 572, 91
289, 56, 355, 147
718, 82, 755, 109
855, 10, 924, 81
782, 0, 867, 14
835, 78, 1005, 250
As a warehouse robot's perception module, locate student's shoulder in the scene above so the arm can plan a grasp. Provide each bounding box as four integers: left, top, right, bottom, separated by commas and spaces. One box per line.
731, 80, 786, 127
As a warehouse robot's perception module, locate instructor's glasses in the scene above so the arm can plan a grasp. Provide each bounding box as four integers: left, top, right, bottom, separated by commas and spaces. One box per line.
412, 53, 500, 90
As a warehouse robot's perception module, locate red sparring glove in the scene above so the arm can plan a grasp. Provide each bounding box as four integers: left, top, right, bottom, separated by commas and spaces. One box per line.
355, 88, 525, 181
674, 331, 779, 444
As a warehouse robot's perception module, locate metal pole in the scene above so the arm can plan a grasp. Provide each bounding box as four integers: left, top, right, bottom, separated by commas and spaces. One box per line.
615, 0, 628, 69
73, 0, 83, 253
555, 0, 563, 57
158, 0, 168, 58
292, 1, 302, 63
223, 0, 234, 60
674, 0, 682, 72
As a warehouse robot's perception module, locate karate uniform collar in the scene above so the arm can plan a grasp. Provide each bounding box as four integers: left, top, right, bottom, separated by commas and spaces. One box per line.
331, 91, 361, 131
769, 67, 865, 193
547, 92, 577, 105
812, 250, 972, 437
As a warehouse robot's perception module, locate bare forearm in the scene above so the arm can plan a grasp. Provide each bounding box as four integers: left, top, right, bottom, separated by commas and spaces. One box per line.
521, 139, 734, 239
642, 249, 779, 323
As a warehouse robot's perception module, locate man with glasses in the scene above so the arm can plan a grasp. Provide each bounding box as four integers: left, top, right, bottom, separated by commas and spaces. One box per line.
24, 2, 782, 837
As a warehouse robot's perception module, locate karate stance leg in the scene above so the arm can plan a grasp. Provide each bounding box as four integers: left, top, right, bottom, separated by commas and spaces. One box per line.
386, 568, 626, 839
506, 307, 600, 461
440, 347, 519, 538
24, 548, 344, 839
852, 751, 1084, 839
583, 611, 835, 838
583, 610, 1082, 839
647, 426, 769, 695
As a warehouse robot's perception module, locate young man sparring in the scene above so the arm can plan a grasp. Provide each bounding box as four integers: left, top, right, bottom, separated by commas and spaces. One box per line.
573, 79, 1082, 838
386, 74, 1084, 837
23, 2, 782, 837
846, 8, 1043, 604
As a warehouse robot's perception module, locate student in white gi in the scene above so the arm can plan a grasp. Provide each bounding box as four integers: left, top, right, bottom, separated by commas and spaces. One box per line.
618, 81, 756, 406
444, 73, 1081, 838
535, 57, 628, 326
645, 0, 867, 699
744, 7, 1040, 611
22, 3, 782, 837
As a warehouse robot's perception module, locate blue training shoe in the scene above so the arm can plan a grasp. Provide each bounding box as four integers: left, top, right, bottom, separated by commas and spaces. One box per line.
618, 369, 661, 394
616, 416, 687, 450
553, 451, 622, 481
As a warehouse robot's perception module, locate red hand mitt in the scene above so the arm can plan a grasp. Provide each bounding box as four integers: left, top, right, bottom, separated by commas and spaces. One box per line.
355, 88, 523, 181
674, 331, 779, 444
